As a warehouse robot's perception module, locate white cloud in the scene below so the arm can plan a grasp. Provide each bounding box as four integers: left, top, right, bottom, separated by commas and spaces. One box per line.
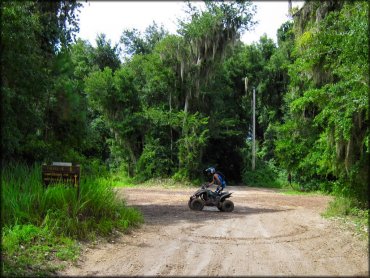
242, 1, 304, 44
78, 1, 184, 46
77, 1, 304, 46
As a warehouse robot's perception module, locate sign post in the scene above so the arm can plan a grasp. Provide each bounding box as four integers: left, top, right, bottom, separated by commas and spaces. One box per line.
252, 87, 256, 171
42, 162, 81, 198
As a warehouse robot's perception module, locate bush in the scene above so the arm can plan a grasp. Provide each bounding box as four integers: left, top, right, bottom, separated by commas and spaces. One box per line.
323, 196, 369, 239
242, 159, 284, 188
324, 196, 355, 217
135, 138, 172, 182
1, 163, 143, 276
2, 224, 79, 276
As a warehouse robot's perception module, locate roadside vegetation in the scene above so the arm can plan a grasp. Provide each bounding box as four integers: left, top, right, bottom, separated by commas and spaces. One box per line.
323, 197, 369, 240
1, 163, 143, 277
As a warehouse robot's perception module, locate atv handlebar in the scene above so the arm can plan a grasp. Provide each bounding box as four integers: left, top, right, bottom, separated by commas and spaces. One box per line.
201, 183, 210, 189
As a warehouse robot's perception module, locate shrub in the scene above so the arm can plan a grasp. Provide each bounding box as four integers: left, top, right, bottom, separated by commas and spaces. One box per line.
1, 163, 143, 276
242, 159, 284, 188
2, 224, 79, 276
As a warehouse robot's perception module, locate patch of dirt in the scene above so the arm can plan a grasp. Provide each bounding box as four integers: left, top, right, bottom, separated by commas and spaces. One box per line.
59, 186, 368, 276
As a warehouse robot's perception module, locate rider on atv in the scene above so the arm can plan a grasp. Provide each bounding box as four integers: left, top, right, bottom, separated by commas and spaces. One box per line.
205, 167, 226, 197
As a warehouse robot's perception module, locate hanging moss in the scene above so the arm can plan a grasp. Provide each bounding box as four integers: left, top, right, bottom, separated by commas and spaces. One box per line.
288, 1, 368, 204
293, 0, 344, 35
173, 1, 254, 113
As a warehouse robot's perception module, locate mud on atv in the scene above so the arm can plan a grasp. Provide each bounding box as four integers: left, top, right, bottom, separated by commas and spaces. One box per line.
188, 183, 234, 212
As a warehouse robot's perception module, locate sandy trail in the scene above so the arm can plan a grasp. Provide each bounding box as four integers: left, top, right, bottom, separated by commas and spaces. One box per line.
59, 186, 368, 276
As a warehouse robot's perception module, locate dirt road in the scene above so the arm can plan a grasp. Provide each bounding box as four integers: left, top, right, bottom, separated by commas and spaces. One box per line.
60, 186, 368, 276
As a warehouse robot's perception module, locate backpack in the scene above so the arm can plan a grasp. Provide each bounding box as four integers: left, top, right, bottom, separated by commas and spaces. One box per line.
216, 171, 226, 187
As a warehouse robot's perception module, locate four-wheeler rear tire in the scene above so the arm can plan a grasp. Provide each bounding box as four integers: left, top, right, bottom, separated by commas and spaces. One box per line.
189, 196, 234, 212
190, 198, 204, 211
221, 200, 234, 212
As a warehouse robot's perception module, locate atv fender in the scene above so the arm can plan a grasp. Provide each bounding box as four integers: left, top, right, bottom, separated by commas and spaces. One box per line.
220, 192, 232, 202
194, 189, 209, 197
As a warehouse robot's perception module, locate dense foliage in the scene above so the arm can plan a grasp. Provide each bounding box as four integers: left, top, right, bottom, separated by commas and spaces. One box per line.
1, 1, 368, 275
1, 163, 143, 276
1, 1, 368, 197
275, 1, 368, 205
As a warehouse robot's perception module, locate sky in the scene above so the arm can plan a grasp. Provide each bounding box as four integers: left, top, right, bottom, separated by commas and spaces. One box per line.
77, 1, 305, 47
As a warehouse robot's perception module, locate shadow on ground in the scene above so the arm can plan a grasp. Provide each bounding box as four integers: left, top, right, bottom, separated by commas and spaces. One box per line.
129, 203, 288, 225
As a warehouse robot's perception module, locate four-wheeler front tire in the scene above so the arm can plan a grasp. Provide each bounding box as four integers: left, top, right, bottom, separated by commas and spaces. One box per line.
190, 198, 204, 211
188, 199, 192, 209
221, 200, 234, 212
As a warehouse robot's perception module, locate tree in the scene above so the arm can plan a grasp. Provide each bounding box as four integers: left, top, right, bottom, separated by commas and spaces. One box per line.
35, 0, 82, 54
93, 34, 121, 71
84, 64, 143, 176
276, 1, 368, 202
1, 1, 81, 162
120, 22, 168, 57
176, 0, 256, 114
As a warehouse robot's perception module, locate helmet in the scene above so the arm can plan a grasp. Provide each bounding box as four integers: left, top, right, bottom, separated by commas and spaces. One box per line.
205, 167, 215, 175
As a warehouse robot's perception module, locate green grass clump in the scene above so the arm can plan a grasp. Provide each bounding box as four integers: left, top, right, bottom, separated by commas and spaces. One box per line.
109, 175, 136, 187
323, 196, 355, 217
322, 196, 369, 239
2, 224, 79, 276
1, 163, 143, 276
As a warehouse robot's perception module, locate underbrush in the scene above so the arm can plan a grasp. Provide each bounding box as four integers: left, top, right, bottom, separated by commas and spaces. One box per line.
242, 159, 286, 188
1, 163, 143, 277
2, 224, 79, 276
139, 177, 196, 189
279, 188, 325, 196
322, 196, 369, 240
109, 175, 136, 187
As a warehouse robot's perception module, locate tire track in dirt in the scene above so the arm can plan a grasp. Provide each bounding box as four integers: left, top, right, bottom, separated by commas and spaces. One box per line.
59, 186, 368, 277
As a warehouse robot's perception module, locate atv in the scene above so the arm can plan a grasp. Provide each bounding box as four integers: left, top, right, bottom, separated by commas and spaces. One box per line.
188, 183, 234, 212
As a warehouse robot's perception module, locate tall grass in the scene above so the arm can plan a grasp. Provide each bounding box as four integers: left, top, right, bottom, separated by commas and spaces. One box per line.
322, 196, 369, 239
2, 163, 43, 226
1, 163, 143, 276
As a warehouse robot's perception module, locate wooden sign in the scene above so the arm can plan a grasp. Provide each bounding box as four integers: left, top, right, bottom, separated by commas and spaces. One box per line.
42, 163, 80, 188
